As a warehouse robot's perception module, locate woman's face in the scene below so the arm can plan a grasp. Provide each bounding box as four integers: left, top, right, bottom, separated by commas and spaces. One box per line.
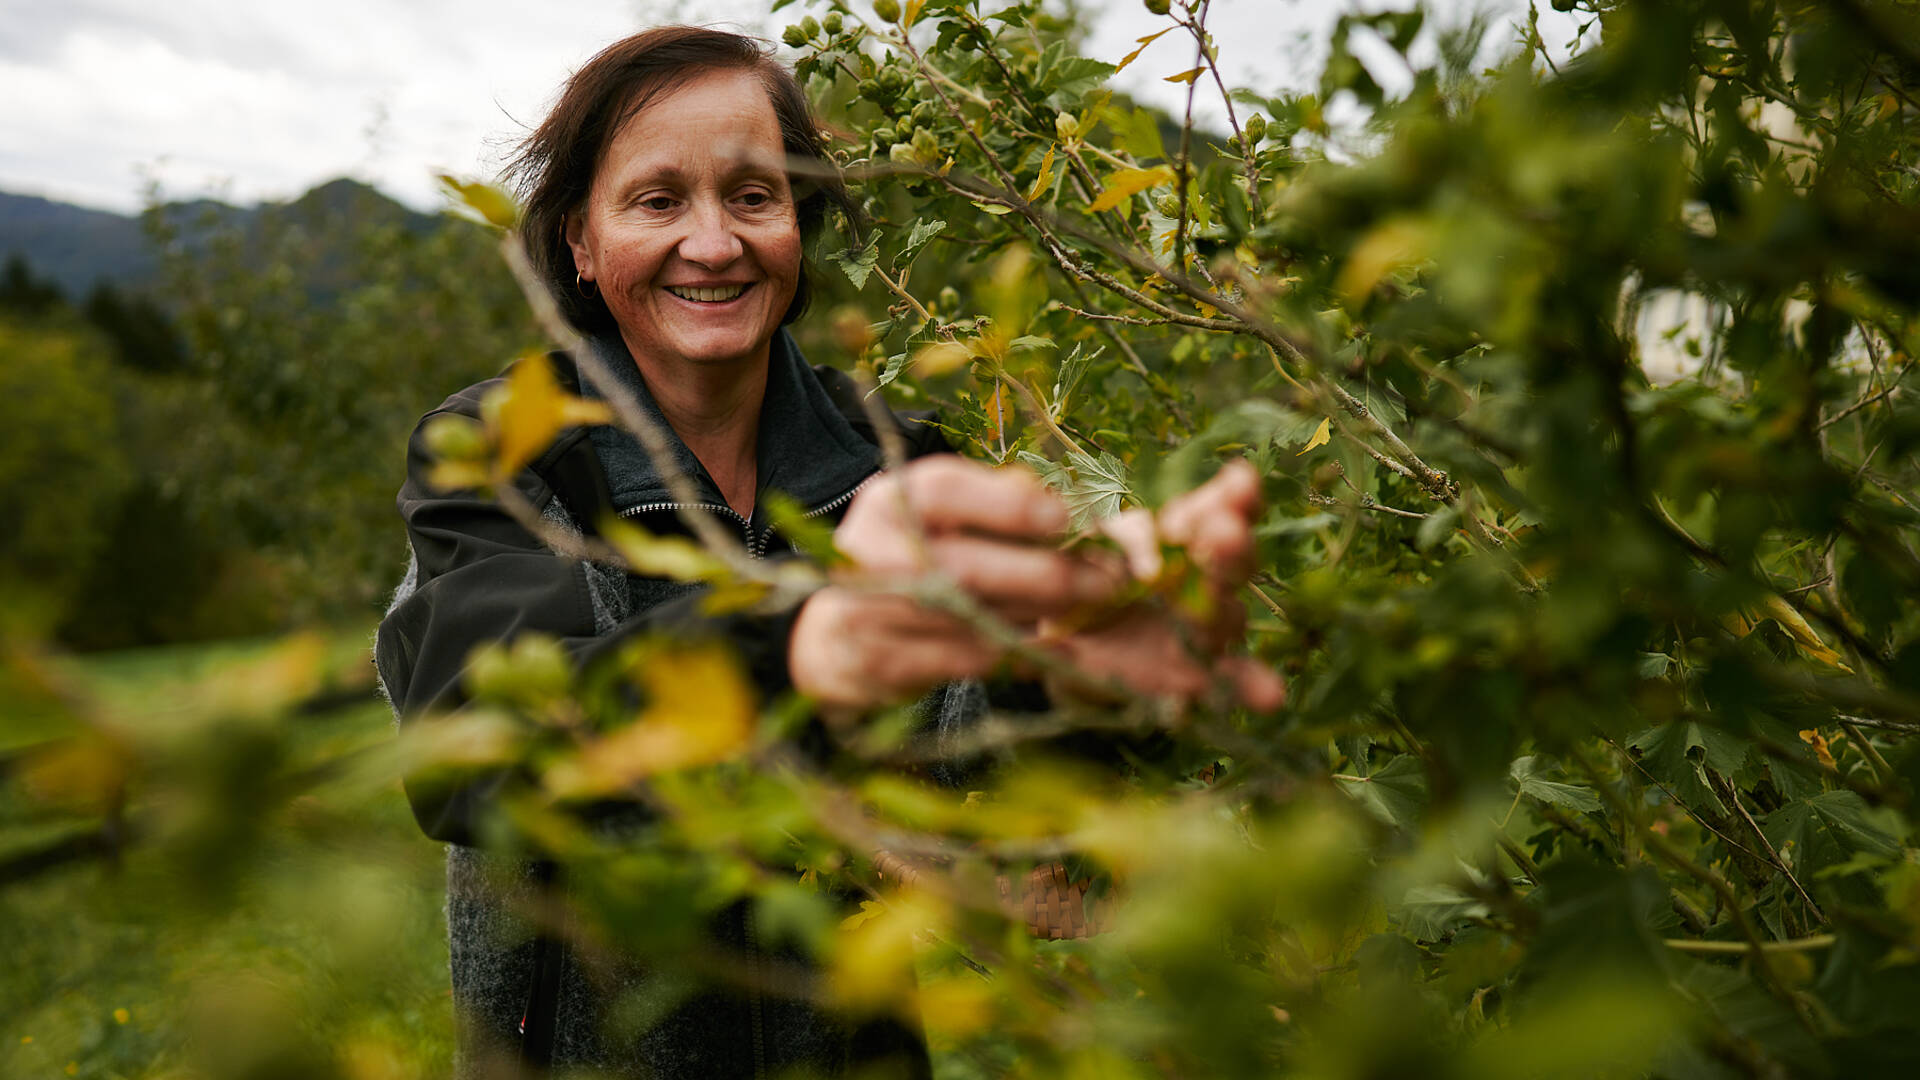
566, 68, 802, 374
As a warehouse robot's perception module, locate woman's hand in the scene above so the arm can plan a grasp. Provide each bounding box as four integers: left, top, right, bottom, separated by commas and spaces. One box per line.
787, 455, 1283, 713
1038, 460, 1285, 710
788, 456, 1124, 708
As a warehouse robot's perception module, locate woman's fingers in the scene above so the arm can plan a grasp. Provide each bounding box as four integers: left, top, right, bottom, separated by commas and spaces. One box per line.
1098, 508, 1163, 581
922, 534, 1125, 618
879, 455, 1070, 541
1040, 610, 1284, 710
835, 456, 1121, 622
1220, 655, 1287, 711
1159, 459, 1261, 582
789, 586, 1005, 708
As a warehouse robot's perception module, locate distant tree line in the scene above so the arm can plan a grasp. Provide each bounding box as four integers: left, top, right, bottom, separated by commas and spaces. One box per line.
0, 185, 541, 649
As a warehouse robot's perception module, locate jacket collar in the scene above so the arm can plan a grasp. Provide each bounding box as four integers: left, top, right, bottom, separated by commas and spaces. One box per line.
579, 329, 881, 518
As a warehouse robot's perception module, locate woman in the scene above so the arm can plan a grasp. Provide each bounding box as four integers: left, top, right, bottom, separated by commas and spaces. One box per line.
376, 26, 1279, 1078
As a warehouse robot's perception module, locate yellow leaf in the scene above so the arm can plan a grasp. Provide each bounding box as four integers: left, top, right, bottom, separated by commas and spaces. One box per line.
904, 0, 926, 30
546, 643, 757, 796
1756, 595, 1854, 671
839, 899, 885, 931
600, 516, 728, 582
1114, 28, 1173, 74
20, 734, 130, 813
1027, 146, 1056, 202
1336, 217, 1430, 303
1800, 729, 1837, 770
830, 893, 944, 1013
915, 340, 974, 376
699, 580, 774, 615
916, 976, 995, 1037
435, 173, 519, 229
1088, 165, 1175, 213
492, 353, 614, 477
1164, 66, 1206, 84
1295, 417, 1332, 456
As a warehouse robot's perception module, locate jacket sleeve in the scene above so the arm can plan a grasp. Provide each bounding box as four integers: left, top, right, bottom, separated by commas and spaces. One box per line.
374, 395, 799, 846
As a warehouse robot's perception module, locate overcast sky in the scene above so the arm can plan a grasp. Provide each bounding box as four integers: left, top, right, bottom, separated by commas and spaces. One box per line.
0, 0, 1582, 214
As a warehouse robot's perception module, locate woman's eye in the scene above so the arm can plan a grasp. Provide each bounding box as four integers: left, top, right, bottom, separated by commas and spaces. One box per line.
639, 195, 676, 212
738, 190, 774, 208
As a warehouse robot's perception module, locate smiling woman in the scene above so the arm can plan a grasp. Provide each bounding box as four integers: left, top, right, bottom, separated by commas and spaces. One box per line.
566, 68, 803, 375
374, 23, 1277, 1080
564, 67, 805, 517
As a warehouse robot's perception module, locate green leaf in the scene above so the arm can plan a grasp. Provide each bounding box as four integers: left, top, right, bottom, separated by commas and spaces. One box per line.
1627, 721, 1751, 815
598, 517, 728, 583
876, 351, 910, 388
1036, 42, 1114, 103
1334, 752, 1427, 830
1050, 342, 1098, 408
1509, 755, 1602, 814
896, 218, 947, 269
1762, 791, 1903, 878
1354, 376, 1409, 428
828, 236, 880, 290
761, 491, 845, 566
1017, 449, 1131, 530
1397, 883, 1488, 942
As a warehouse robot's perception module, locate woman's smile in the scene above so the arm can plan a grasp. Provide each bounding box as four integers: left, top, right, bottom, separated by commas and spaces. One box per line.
665, 283, 750, 303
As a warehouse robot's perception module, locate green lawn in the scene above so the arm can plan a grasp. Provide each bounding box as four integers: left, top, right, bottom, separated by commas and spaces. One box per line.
0, 630, 454, 1080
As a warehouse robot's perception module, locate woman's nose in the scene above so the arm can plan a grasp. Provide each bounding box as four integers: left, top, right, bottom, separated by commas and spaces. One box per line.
676, 199, 744, 268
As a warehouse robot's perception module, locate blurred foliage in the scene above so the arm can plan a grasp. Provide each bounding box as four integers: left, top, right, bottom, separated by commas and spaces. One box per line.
9, 1, 1920, 1078
0, 186, 541, 648
0, 632, 450, 1079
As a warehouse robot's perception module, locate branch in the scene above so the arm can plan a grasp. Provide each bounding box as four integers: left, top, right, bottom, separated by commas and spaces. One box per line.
1170, 7, 1206, 268
1665, 935, 1834, 955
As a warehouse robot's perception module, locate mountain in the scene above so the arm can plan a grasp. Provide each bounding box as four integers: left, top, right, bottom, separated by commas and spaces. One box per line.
0, 191, 157, 298
0, 179, 437, 300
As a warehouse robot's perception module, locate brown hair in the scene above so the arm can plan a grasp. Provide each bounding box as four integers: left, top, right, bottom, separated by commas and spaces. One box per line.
505, 26, 853, 334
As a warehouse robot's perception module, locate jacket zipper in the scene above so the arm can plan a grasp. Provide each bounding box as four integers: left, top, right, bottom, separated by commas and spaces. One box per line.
619, 471, 881, 561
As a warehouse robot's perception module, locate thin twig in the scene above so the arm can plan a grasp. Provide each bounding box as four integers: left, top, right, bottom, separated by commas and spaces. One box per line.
1665, 935, 1834, 955
1818, 377, 1906, 430
1170, 4, 1206, 269
1707, 766, 1825, 922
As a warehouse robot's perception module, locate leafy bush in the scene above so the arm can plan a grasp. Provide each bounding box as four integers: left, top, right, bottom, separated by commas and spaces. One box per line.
8, 1, 1920, 1077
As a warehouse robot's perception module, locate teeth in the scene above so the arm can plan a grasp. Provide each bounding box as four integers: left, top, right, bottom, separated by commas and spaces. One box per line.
668, 284, 745, 302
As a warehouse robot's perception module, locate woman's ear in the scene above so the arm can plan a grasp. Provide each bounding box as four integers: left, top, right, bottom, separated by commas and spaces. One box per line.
563, 211, 593, 280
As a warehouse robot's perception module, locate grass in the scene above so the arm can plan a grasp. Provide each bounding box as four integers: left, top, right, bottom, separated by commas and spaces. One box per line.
0, 629, 454, 1079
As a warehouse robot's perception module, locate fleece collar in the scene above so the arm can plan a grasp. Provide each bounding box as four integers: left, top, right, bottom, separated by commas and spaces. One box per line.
581, 329, 881, 518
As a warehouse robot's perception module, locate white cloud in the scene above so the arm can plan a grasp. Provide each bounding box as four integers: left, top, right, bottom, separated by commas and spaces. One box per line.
0, 0, 1582, 214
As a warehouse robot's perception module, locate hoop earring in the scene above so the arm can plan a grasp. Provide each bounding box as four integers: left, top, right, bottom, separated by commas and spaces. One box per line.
576, 272, 597, 299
